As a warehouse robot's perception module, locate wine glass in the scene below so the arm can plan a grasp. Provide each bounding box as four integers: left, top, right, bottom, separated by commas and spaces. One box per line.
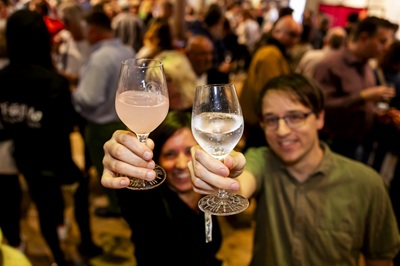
192, 84, 249, 216
376, 83, 395, 111
115, 58, 169, 190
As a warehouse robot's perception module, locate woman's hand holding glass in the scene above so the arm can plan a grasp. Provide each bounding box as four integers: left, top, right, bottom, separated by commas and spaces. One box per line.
115, 58, 169, 189
102, 130, 158, 189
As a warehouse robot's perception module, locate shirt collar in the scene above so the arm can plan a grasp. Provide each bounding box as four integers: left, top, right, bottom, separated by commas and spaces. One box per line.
311, 142, 333, 178
266, 37, 288, 59
270, 141, 333, 182
343, 47, 367, 67
91, 38, 121, 52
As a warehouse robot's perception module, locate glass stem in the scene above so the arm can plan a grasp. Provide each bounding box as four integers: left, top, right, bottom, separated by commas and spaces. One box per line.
217, 158, 229, 199
217, 189, 229, 198
135, 134, 149, 186
137, 134, 149, 143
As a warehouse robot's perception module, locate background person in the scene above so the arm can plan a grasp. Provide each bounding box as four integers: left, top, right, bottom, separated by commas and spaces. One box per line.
296, 26, 347, 78
240, 15, 302, 150
101, 111, 223, 266
71, 10, 134, 218
0, 9, 72, 266
313, 16, 395, 162
188, 73, 400, 266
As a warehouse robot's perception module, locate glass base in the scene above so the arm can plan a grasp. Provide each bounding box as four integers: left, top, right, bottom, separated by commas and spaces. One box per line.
376, 101, 390, 111
198, 193, 249, 216
126, 165, 166, 190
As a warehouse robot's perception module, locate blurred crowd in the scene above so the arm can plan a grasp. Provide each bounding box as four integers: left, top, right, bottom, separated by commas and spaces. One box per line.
0, 0, 400, 265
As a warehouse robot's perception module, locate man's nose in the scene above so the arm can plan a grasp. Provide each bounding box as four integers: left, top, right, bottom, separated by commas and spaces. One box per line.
276, 118, 291, 135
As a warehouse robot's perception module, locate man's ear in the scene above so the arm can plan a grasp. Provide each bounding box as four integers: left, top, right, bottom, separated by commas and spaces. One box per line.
316, 110, 325, 130
259, 120, 266, 130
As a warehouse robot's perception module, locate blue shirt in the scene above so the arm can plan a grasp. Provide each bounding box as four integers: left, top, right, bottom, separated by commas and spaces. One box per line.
72, 38, 134, 124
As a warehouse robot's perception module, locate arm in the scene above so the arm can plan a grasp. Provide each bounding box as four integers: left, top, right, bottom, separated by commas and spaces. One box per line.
188, 145, 257, 198
365, 259, 392, 266
101, 130, 157, 189
313, 62, 395, 109
361, 171, 400, 264
313, 63, 364, 109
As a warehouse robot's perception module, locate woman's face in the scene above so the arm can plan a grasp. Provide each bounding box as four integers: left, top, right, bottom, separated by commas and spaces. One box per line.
159, 128, 197, 193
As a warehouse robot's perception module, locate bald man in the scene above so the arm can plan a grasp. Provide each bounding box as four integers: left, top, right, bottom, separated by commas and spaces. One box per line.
240, 15, 302, 150
185, 34, 229, 86
296, 26, 347, 78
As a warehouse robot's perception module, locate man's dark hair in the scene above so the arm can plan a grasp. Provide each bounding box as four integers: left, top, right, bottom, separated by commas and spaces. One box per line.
347, 12, 359, 23
351, 16, 393, 41
278, 6, 293, 18
256, 73, 325, 119
380, 40, 400, 71
390, 22, 399, 33
84, 10, 112, 31
35, 0, 49, 16
204, 3, 223, 27
329, 34, 346, 49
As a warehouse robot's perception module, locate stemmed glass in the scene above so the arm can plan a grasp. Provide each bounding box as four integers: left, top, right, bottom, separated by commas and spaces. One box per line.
192, 84, 249, 215
376, 83, 395, 111
115, 58, 169, 190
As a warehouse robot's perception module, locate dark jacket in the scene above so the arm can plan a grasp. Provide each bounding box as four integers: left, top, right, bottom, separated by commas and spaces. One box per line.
117, 185, 223, 266
0, 10, 75, 178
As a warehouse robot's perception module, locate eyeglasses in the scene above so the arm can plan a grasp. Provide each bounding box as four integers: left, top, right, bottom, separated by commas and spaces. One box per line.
262, 111, 314, 131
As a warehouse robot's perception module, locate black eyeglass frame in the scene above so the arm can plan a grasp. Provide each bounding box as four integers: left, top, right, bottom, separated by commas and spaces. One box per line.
262, 111, 314, 130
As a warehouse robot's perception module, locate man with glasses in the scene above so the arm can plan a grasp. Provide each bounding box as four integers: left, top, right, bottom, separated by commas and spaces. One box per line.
240, 15, 301, 151
188, 73, 400, 266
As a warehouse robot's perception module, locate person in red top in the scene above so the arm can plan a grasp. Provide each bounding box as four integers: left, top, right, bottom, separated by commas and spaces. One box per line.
30, 0, 64, 42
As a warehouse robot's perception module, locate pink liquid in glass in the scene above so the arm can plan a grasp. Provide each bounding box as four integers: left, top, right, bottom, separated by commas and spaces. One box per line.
116, 90, 169, 134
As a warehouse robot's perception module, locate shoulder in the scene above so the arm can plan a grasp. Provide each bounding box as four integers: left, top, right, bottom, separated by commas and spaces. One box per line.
245, 147, 273, 168
93, 40, 131, 56
301, 49, 323, 62
313, 50, 345, 78
330, 152, 385, 189
315, 49, 344, 67
254, 45, 283, 58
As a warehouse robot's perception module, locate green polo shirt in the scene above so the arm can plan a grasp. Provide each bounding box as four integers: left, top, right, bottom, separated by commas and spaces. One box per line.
245, 143, 400, 266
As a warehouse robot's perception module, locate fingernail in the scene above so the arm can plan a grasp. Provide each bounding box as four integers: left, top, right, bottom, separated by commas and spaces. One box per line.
146, 171, 156, 180
143, 151, 152, 160
147, 161, 155, 169
219, 168, 229, 176
230, 183, 239, 191
120, 179, 129, 186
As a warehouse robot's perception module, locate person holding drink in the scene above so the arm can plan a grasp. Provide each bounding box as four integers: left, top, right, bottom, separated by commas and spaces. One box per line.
313, 16, 396, 162
103, 56, 242, 264
188, 74, 400, 265
101, 111, 223, 266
